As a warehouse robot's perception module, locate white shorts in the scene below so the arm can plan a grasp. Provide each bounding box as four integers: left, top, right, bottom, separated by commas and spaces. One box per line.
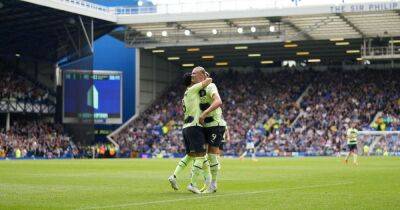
246, 142, 255, 150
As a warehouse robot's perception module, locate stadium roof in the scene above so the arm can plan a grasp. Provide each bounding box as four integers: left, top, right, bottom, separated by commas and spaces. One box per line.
134, 39, 363, 68
113, 1, 400, 66
113, 8, 400, 67
3, 0, 399, 66
123, 11, 400, 47
0, 0, 116, 62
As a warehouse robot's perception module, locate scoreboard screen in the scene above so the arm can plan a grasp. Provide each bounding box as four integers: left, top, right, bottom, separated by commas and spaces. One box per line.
63, 70, 123, 124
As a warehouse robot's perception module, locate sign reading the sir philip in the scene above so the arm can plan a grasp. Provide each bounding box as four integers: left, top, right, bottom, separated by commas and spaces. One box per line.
330, 2, 399, 13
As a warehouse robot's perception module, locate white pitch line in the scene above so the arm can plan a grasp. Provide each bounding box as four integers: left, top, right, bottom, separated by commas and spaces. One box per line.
77, 181, 354, 210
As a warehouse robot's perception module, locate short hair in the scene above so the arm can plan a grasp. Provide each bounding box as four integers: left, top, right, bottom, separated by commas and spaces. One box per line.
193, 66, 207, 76
183, 72, 192, 87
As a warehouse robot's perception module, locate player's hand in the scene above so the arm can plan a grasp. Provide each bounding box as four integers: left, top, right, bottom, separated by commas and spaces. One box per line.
199, 113, 206, 125
226, 134, 231, 142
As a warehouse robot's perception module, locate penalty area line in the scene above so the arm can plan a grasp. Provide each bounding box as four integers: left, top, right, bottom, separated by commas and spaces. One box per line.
77, 181, 353, 210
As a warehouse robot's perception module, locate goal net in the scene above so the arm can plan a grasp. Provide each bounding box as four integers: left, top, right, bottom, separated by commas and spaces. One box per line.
357, 131, 400, 156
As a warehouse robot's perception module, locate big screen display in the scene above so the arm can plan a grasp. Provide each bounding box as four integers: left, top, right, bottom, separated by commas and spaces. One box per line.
63, 70, 122, 124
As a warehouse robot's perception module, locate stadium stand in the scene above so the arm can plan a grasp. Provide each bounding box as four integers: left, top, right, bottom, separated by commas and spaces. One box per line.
0, 119, 76, 159
0, 66, 72, 159
0, 71, 51, 103
286, 68, 400, 155
112, 67, 400, 158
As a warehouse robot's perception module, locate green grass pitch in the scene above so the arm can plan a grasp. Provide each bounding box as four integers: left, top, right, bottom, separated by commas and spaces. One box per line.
0, 157, 399, 210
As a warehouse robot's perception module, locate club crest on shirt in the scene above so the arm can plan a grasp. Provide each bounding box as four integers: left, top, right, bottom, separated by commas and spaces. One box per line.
199, 89, 206, 97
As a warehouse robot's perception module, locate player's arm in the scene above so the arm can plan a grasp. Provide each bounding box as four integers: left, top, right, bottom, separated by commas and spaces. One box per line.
224, 126, 231, 142
202, 91, 222, 116
346, 129, 351, 139
199, 86, 222, 125
189, 78, 212, 92
201, 77, 212, 88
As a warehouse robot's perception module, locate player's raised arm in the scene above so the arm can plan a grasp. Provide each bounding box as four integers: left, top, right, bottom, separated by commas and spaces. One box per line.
188, 77, 212, 93
201, 77, 212, 89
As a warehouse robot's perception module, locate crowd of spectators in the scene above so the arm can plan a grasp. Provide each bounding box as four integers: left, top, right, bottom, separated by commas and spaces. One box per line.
113, 68, 400, 157
258, 68, 400, 156
1, 68, 398, 159
0, 67, 66, 159
0, 71, 51, 103
0, 119, 77, 159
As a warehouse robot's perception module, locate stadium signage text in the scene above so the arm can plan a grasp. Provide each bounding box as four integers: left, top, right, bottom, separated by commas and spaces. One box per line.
330, 2, 399, 13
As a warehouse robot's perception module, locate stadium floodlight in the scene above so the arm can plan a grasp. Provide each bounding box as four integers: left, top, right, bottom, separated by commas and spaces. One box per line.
168, 57, 180, 60
212, 29, 218, 35
330, 38, 344, 41
308, 58, 321, 63
237, 27, 243, 34
137, 0, 143, 6
296, 51, 310, 55
161, 31, 168, 37
182, 63, 194, 67
146, 31, 153, 37
356, 57, 363, 61
269, 25, 275, 32
389, 40, 400, 44
250, 26, 256, 33
15, 53, 20, 57
248, 53, 261, 57
261, 60, 274, 64
202, 55, 214, 59
216, 62, 228, 66
346, 50, 360, 54
235, 46, 248, 50
152, 49, 165, 53
284, 44, 298, 48
187, 48, 200, 52
184, 30, 191, 36
335, 42, 350, 46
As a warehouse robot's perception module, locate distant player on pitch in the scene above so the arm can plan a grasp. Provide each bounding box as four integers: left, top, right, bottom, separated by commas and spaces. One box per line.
239, 125, 258, 161
345, 122, 359, 165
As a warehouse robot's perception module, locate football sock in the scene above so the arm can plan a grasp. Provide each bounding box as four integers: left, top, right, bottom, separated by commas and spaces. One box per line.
190, 156, 205, 187
208, 154, 219, 182
173, 155, 193, 178
202, 156, 211, 185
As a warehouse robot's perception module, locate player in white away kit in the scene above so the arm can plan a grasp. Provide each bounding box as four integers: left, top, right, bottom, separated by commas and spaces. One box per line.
239, 126, 258, 161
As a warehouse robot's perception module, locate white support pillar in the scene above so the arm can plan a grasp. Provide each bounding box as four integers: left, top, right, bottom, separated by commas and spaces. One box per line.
78, 15, 94, 53
6, 112, 10, 132
152, 55, 156, 100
